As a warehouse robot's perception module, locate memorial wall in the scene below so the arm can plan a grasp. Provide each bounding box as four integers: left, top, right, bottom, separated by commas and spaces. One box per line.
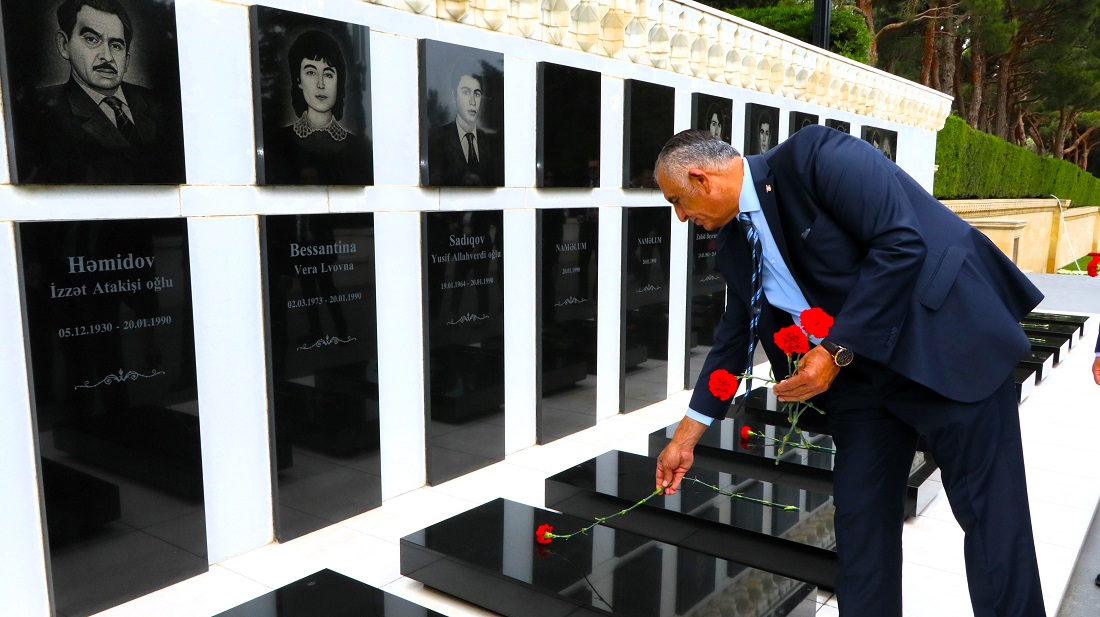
0, 0, 950, 614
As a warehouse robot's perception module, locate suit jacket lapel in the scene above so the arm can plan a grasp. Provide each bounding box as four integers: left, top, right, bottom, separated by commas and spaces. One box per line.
746, 154, 816, 305
121, 84, 157, 145
65, 79, 130, 150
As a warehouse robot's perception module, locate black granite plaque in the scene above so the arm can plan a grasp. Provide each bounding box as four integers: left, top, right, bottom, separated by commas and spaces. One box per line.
860, 126, 897, 162
215, 569, 445, 616
423, 211, 505, 484
0, 0, 186, 184
538, 208, 599, 443
623, 80, 674, 189
686, 222, 724, 387
788, 112, 818, 136
824, 119, 849, 134
1019, 348, 1054, 382
251, 7, 374, 186
745, 104, 780, 155
691, 93, 733, 144
646, 414, 939, 519
1026, 334, 1068, 364
419, 40, 505, 187
400, 498, 818, 616
1014, 366, 1035, 402
18, 218, 205, 616
537, 63, 601, 188
1026, 311, 1088, 337
1020, 320, 1079, 347
623, 207, 671, 413
262, 214, 381, 541
545, 451, 837, 589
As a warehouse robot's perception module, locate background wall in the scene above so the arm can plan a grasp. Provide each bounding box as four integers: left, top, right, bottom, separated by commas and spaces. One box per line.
0, 0, 943, 614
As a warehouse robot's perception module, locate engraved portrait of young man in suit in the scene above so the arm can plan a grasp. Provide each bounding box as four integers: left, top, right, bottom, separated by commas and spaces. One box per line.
744, 103, 779, 155
419, 40, 505, 188
0, 0, 186, 184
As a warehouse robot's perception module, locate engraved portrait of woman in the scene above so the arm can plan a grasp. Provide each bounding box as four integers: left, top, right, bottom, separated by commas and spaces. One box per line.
252, 7, 374, 186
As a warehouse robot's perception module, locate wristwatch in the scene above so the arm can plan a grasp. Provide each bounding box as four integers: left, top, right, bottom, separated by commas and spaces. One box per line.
819, 338, 854, 367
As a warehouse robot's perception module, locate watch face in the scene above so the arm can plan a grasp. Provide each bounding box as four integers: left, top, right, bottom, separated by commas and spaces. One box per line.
836, 348, 855, 366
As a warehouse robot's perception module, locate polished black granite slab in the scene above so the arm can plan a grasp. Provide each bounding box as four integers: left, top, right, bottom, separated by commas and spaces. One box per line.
1020, 320, 1079, 347
538, 209, 599, 443
623, 207, 672, 413
623, 80, 674, 189
1027, 334, 1069, 364
545, 451, 837, 589
215, 569, 444, 616
646, 413, 938, 519
735, 388, 933, 453
18, 218, 206, 617
1026, 311, 1088, 337
401, 498, 818, 616
686, 222, 725, 388
1019, 348, 1055, 382
538, 64, 601, 187
262, 214, 381, 541
423, 211, 505, 484
1014, 366, 1036, 402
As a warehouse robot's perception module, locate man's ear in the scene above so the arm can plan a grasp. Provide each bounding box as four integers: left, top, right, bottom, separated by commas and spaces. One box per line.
56, 31, 71, 61
687, 168, 710, 194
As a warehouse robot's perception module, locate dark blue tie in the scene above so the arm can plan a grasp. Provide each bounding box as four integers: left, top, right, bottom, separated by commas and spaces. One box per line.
738, 212, 763, 376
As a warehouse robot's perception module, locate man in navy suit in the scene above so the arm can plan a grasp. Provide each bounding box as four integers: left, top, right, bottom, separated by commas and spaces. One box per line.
654, 127, 1045, 616
426, 70, 502, 187
22, 0, 180, 183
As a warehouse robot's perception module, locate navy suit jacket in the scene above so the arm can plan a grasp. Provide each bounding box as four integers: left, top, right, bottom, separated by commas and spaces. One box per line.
690, 125, 1043, 418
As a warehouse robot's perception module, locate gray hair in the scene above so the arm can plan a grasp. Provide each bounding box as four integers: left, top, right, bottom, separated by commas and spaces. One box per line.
655, 130, 741, 176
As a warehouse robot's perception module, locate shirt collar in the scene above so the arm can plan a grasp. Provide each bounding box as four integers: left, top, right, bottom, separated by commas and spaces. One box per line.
74, 78, 127, 110
738, 157, 761, 215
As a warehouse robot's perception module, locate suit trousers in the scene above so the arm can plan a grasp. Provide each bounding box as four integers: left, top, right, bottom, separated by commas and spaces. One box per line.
821, 360, 1045, 617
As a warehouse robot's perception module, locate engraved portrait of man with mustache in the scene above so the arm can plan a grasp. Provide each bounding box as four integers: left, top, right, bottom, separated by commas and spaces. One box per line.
0, 0, 186, 184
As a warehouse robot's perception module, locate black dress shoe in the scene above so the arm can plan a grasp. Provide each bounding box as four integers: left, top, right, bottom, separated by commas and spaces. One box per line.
1095, 572, 1100, 587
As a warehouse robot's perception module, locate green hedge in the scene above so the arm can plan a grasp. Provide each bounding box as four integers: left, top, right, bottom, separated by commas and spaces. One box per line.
934, 115, 1100, 206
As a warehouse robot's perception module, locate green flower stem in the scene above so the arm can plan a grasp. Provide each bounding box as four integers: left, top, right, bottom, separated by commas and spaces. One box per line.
546, 487, 663, 541
683, 477, 799, 512
745, 429, 835, 454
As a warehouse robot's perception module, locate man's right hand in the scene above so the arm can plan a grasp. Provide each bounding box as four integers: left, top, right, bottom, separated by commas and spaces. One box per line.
1092, 356, 1100, 386
655, 416, 709, 495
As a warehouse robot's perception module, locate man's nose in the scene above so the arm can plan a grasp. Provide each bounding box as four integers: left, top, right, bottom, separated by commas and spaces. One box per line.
674, 205, 688, 223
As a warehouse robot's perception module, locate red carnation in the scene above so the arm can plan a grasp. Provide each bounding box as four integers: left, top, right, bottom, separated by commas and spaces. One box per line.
708, 369, 739, 401
740, 425, 754, 440
1088, 253, 1100, 277
774, 325, 810, 356
536, 523, 554, 544
799, 307, 834, 339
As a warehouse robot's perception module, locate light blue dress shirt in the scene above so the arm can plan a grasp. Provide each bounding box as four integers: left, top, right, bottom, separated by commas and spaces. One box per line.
686, 158, 814, 427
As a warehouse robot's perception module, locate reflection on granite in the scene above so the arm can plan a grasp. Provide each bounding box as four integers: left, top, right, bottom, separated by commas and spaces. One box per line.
214, 569, 445, 616
545, 451, 837, 589
623, 207, 671, 413
264, 214, 382, 541
647, 409, 938, 518
1025, 311, 1088, 336
19, 218, 207, 617
687, 222, 725, 387
622, 80, 674, 190
1020, 320, 1079, 347
537, 64, 601, 188
539, 209, 599, 443
401, 498, 817, 616
423, 211, 506, 484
